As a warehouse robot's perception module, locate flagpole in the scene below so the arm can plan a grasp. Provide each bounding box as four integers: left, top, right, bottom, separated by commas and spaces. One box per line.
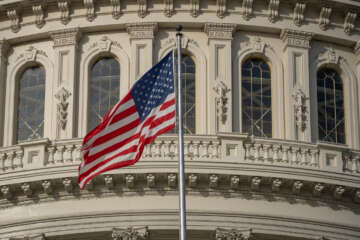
176, 25, 187, 240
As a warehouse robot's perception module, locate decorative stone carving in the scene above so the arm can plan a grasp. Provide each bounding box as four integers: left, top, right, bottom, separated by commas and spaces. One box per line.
252, 37, 266, 53
57, 0, 70, 25
354, 190, 360, 203
242, 0, 253, 20
50, 28, 82, 48
112, 226, 149, 240
209, 174, 219, 188
105, 175, 114, 189
272, 178, 282, 192
216, 0, 226, 18
323, 47, 339, 64
280, 29, 313, 49
1, 186, 12, 200
42, 180, 52, 194
334, 186, 345, 200
213, 80, 230, 124
110, 0, 121, 19
55, 87, 71, 130
137, 0, 147, 18
7, 8, 21, 33
188, 174, 198, 188
84, 0, 95, 22
292, 88, 308, 132
168, 173, 177, 188
16, 46, 42, 62
230, 176, 240, 189
164, 0, 174, 17
292, 181, 303, 194
32, 4, 45, 29
21, 183, 32, 197
190, 0, 199, 17
344, 12, 357, 35
293, 3, 306, 26
125, 174, 135, 188
63, 178, 73, 192
126, 23, 158, 39
319, 7, 332, 30
313, 183, 325, 197
251, 177, 261, 191
204, 23, 236, 41
268, 0, 279, 23
146, 174, 156, 188
215, 228, 253, 240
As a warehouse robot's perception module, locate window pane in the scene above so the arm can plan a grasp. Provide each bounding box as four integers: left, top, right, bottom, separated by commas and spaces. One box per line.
172, 54, 196, 134
17, 66, 45, 142
89, 57, 120, 131
241, 58, 272, 137
317, 68, 345, 144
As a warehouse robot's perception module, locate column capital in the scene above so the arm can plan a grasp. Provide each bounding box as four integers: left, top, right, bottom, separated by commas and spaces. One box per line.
112, 226, 149, 240
204, 23, 236, 41
215, 228, 253, 240
126, 22, 158, 40
50, 28, 82, 48
280, 29, 313, 50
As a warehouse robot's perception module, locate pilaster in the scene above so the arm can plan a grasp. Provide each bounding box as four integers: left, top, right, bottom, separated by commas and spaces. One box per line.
50, 28, 82, 139
280, 29, 313, 142
354, 42, 360, 149
126, 23, 157, 84
204, 23, 236, 134
0, 40, 10, 147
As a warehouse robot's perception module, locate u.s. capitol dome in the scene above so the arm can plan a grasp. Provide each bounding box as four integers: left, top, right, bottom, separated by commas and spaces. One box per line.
0, 0, 359, 239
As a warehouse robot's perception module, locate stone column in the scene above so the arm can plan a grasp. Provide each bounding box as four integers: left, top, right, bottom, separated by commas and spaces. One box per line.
204, 23, 236, 134
126, 23, 157, 84
0, 40, 9, 147
50, 28, 82, 139
280, 29, 313, 142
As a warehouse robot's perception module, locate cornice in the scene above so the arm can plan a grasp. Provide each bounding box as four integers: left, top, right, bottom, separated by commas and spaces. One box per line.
0, 172, 359, 209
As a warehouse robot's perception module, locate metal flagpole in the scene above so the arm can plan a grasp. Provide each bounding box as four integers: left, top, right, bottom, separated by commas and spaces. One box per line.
176, 25, 187, 240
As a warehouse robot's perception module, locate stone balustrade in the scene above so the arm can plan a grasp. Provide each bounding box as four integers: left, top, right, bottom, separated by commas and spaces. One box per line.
0, 135, 359, 175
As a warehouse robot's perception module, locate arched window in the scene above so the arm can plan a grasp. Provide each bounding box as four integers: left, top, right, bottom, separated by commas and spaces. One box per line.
317, 68, 345, 144
89, 57, 120, 131
242, 58, 272, 137
17, 66, 45, 142
172, 54, 196, 134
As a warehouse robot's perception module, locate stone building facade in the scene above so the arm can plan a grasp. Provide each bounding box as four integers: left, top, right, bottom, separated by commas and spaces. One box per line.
0, 0, 359, 239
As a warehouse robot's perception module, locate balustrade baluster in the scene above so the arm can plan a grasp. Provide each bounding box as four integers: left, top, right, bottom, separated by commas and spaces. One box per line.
291, 147, 299, 165
0, 153, 5, 172
263, 144, 272, 163
74, 145, 82, 163
47, 146, 56, 165
272, 145, 280, 163
5, 152, 14, 171
244, 143, 252, 161
300, 148, 309, 166
282, 146, 290, 164
14, 150, 23, 169
64, 145, 74, 163
192, 140, 200, 158
254, 143, 262, 162
310, 149, 319, 167
54, 146, 65, 164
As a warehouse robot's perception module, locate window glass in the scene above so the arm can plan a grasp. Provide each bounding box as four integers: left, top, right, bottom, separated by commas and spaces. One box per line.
172, 54, 196, 134
17, 66, 45, 142
317, 68, 345, 144
89, 57, 120, 131
242, 58, 272, 137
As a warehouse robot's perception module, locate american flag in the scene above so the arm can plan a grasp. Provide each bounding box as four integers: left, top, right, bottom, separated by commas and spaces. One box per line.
78, 51, 175, 189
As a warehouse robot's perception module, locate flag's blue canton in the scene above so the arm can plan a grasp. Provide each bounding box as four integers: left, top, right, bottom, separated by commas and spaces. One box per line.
131, 52, 174, 121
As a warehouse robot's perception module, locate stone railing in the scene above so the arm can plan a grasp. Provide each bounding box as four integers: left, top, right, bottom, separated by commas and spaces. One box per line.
0, 134, 359, 175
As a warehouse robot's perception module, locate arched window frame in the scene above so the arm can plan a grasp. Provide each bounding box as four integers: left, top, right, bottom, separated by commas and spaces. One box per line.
4, 50, 53, 146
234, 44, 284, 139
311, 55, 360, 148
78, 38, 130, 137
159, 40, 207, 135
